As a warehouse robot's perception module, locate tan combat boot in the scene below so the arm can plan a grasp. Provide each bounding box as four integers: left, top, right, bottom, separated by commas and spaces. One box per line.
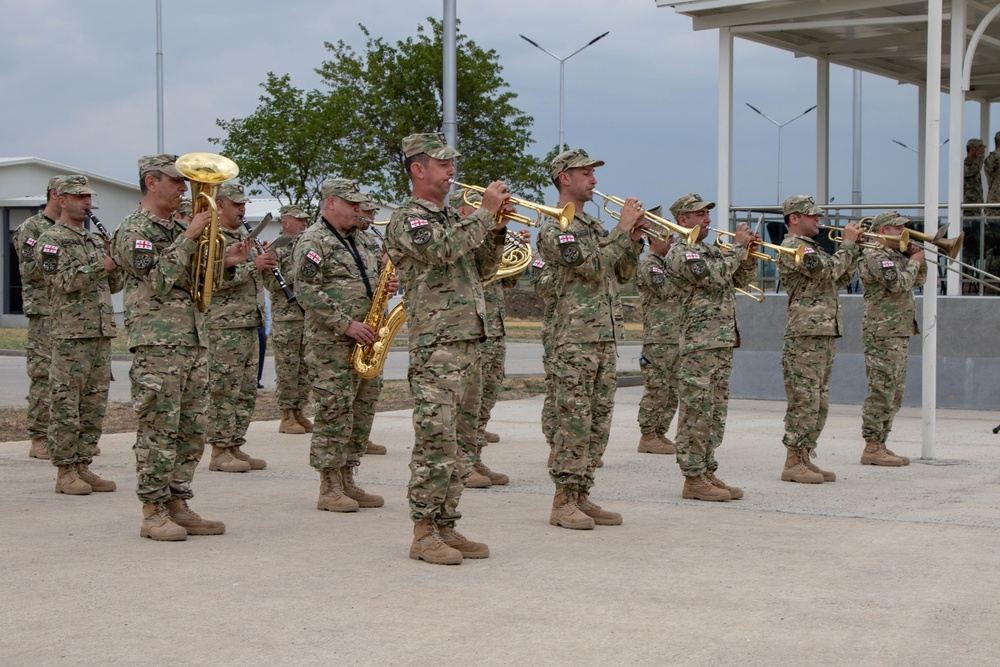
316, 469, 360, 512
474, 446, 509, 485
293, 409, 314, 433
209, 446, 251, 473
140, 503, 187, 541
577, 490, 623, 525
638, 432, 675, 454
485, 431, 500, 443
705, 471, 743, 499
365, 440, 387, 455
802, 449, 837, 481
55, 464, 92, 495
550, 485, 595, 530
682, 474, 732, 501
438, 523, 490, 559
340, 464, 384, 508
279, 409, 305, 434
883, 445, 910, 465
29, 437, 49, 459
781, 448, 825, 483
231, 446, 266, 470
861, 441, 906, 467
76, 462, 116, 492
409, 518, 463, 565
465, 466, 492, 489
165, 499, 225, 535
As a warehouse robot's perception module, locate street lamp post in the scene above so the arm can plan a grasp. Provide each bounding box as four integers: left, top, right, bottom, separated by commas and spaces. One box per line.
520, 32, 609, 153
745, 103, 817, 204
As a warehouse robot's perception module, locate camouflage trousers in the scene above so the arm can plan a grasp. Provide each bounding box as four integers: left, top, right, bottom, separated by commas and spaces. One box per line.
306, 341, 380, 470
781, 335, 835, 451
272, 317, 310, 410
25, 314, 51, 440
206, 327, 259, 449
476, 335, 506, 447
638, 342, 680, 436
549, 341, 617, 490
540, 322, 557, 446
407, 340, 482, 524
674, 347, 733, 478
862, 334, 909, 443
130, 345, 208, 504
47, 337, 111, 465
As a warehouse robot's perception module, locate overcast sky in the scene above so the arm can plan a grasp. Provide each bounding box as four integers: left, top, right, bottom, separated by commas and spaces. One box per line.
3, 0, 998, 214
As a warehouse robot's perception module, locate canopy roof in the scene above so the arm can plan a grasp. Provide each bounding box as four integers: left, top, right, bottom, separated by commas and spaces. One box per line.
660, 0, 1000, 102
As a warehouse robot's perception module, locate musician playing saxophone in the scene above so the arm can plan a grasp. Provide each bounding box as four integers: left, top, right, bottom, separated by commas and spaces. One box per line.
293, 178, 396, 514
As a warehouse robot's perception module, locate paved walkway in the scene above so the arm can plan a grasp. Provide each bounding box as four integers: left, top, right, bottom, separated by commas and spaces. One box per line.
2, 388, 999, 665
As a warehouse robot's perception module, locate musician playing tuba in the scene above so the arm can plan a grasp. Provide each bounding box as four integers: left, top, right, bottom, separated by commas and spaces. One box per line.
293, 178, 395, 514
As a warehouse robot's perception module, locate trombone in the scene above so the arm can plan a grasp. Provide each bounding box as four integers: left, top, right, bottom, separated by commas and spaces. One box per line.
592, 190, 700, 245
450, 180, 574, 231
821, 224, 911, 250
908, 226, 1000, 291
713, 229, 806, 265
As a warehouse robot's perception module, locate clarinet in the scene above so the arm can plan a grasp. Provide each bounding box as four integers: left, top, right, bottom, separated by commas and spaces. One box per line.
86, 211, 113, 242
239, 216, 297, 304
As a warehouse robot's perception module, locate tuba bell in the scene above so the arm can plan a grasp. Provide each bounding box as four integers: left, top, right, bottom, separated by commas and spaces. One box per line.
175, 152, 240, 312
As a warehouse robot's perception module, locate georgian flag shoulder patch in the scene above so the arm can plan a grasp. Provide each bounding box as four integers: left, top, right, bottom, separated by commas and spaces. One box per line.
531, 259, 546, 269
306, 250, 322, 265
685, 252, 701, 260
41, 244, 59, 254
651, 266, 664, 273
409, 219, 429, 228
25, 237, 37, 246
803, 247, 816, 254
558, 234, 575, 244
134, 239, 153, 251
881, 260, 895, 268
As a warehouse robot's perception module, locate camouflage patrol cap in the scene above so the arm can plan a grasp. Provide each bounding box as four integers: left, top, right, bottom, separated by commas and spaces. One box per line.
548, 148, 605, 180
869, 210, 912, 232
995, 131, 1000, 142
138, 154, 182, 179
278, 204, 308, 219
646, 205, 663, 218
783, 195, 824, 216
967, 138, 985, 150
402, 132, 461, 160
359, 194, 380, 213
175, 198, 193, 217
448, 188, 481, 210
46, 175, 67, 193
218, 182, 250, 204
320, 177, 367, 203
669, 193, 715, 220
56, 174, 97, 196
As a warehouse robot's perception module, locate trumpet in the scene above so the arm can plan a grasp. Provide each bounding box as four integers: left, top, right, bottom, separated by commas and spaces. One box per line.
592, 190, 700, 245
450, 180, 574, 231
713, 229, 806, 265
821, 224, 911, 250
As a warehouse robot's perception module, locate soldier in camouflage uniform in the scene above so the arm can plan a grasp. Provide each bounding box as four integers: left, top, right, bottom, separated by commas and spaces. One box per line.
36, 175, 123, 494
293, 178, 391, 514
858, 211, 927, 466
662, 194, 757, 502
529, 258, 558, 466
450, 189, 523, 489
537, 148, 647, 530
265, 204, 311, 435
635, 208, 680, 456
984, 132, 1000, 205
965, 138, 986, 218
113, 154, 235, 541
777, 195, 862, 484
15, 175, 64, 460
354, 196, 389, 456
385, 132, 507, 565
205, 183, 276, 473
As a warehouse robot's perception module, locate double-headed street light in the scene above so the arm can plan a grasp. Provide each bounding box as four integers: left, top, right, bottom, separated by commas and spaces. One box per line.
520, 31, 610, 153
745, 102, 817, 204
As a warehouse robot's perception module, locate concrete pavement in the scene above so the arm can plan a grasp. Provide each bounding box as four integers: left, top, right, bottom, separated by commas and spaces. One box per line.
2, 387, 1000, 665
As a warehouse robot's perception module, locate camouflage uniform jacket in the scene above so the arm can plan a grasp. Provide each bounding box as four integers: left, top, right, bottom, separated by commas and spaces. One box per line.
536, 210, 642, 346
293, 219, 381, 342
14, 212, 56, 316
36, 221, 123, 340
985, 151, 1000, 203
636, 251, 680, 345
663, 240, 755, 355
858, 246, 927, 337
385, 197, 504, 349
529, 259, 555, 321
263, 236, 303, 323
778, 233, 859, 338
112, 206, 205, 350
965, 154, 985, 204
207, 226, 265, 330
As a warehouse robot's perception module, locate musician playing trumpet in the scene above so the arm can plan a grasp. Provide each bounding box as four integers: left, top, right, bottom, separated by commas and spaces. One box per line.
777, 196, 861, 484
857, 211, 926, 467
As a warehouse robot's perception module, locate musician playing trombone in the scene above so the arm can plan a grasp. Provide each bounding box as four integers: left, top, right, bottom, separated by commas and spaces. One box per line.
662, 193, 755, 502
777, 196, 861, 484
857, 211, 926, 467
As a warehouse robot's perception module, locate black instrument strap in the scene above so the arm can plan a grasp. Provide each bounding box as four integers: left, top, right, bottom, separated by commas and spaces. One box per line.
323, 217, 372, 299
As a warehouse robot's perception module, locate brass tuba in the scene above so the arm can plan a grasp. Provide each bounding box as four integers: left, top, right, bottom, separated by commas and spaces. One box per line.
175, 152, 239, 312
484, 230, 532, 286
350, 256, 406, 379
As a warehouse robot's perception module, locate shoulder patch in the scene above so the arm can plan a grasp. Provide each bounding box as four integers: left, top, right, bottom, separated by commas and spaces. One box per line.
41, 244, 59, 255
558, 234, 576, 244
25, 237, 37, 247
134, 239, 153, 251
531, 259, 546, 269
803, 247, 815, 254
306, 250, 322, 265
684, 252, 701, 261
409, 219, 429, 228
881, 260, 895, 268
651, 266, 663, 273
